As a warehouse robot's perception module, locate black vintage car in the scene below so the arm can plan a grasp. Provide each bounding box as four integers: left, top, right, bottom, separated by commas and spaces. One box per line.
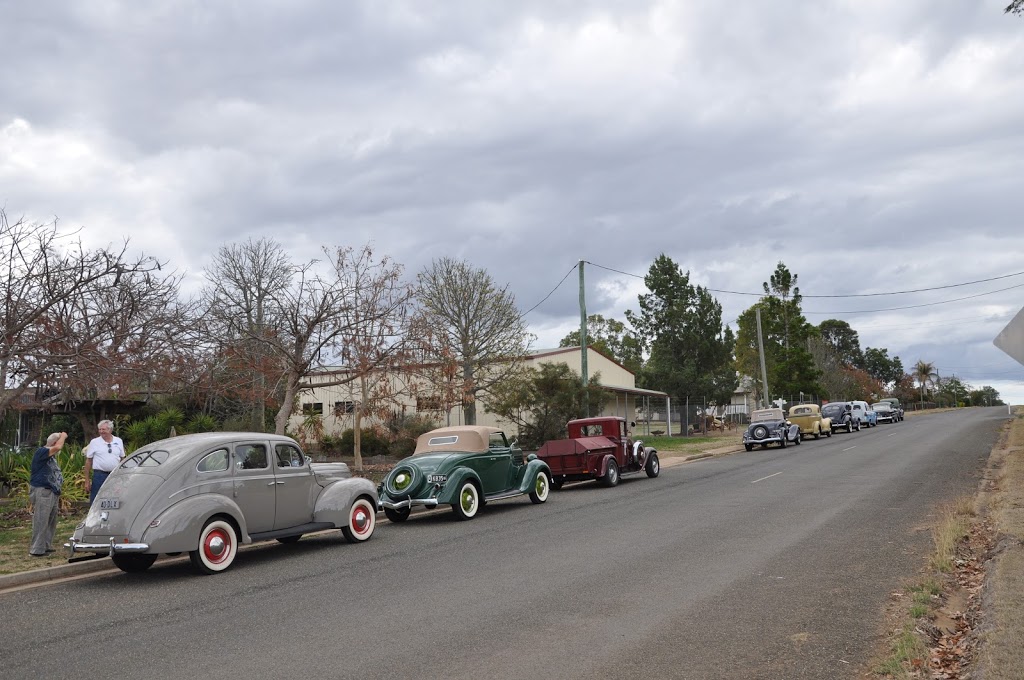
742, 408, 802, 451
821, 402, 861, 433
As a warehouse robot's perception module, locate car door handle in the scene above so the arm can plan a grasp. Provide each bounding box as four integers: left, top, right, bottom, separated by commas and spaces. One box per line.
267, 481, 285, 486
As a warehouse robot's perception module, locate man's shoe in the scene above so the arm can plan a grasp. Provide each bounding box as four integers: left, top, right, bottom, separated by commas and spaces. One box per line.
45, 548, 55, 553
29, 553, 46, 557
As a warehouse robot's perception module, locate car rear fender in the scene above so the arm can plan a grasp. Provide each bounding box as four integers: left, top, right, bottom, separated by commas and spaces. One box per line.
435, 467, 482, 505
141, 496, 249, 554
313, 477, 379, 526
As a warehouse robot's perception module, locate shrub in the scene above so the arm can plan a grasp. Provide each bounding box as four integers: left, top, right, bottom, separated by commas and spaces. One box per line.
338, 428, 391, 458
383, 414, 439, 458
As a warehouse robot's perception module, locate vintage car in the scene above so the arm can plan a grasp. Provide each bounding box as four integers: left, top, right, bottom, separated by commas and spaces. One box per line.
742, 408, 802, 451
378, 426, 551, 522
787, 403, 833, 440
66, 433, 379, 575
872, 402, 898, 423
850, 400, 877, 428
879, 397, 905, 421
821, 402, 861, 433
536, 417, 659, 488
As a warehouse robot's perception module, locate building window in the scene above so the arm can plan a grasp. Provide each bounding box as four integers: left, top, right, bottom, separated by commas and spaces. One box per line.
334, 401, 355, 416
302, 402, 323, 415
416, 396, 442, 412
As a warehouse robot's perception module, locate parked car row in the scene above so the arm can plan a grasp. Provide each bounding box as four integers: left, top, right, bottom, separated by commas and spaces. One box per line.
67, 402, 903, 577
744, 399, 903, 451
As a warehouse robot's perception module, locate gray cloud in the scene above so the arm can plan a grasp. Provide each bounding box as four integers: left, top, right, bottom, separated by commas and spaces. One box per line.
2, 0, 1023, 400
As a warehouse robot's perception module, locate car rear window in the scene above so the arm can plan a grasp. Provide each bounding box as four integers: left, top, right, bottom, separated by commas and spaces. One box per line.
427, 435, 458, 447
121, 450, 169, 468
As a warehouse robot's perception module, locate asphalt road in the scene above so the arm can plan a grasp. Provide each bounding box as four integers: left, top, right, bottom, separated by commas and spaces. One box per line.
0, 408, 1006, 680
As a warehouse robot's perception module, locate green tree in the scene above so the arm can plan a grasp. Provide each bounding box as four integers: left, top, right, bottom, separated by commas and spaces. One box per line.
862, 347, 904, 388
935, 375, 970, 407
817, 319, 864, 367
735, 263, 820, 403
485, 363, 608, 449
969, 386, 1004, 406
913, 360, 939, 407
624, 255, 737, 405
558, 314, 642, 374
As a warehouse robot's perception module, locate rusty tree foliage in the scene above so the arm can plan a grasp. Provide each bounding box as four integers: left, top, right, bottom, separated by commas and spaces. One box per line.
1, 209, 194, 426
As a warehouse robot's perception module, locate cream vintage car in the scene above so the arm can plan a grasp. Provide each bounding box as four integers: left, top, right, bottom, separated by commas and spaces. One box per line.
787, 404, 833, 440
66, 433, 379, 575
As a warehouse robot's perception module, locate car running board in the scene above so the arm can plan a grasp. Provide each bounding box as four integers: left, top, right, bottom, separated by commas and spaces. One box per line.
249, 522, 336, 542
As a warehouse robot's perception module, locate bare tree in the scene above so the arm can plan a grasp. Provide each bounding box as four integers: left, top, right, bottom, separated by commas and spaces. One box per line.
202, 238, 293, 430
415, 257, 532, 425
300, 246, 415, 470
1, 209, 187, 425
202, 239, 416, 440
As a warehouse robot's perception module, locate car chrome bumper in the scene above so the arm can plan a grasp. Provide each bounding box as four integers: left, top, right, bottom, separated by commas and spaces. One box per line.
65, 536, 151, 557
380, 497, 440, 510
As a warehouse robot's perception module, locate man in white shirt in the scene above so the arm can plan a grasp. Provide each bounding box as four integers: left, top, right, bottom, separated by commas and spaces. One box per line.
84, 419, 125, 504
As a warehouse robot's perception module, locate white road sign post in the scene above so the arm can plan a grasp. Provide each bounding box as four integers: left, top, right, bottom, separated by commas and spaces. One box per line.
994, 304, 1024, 367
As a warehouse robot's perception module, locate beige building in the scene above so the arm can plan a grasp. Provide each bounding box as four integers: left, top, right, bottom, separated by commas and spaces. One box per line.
291, 346, 668, 438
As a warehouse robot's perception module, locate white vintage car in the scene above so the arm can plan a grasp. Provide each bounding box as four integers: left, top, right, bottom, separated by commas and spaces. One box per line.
67, 433, 378, 575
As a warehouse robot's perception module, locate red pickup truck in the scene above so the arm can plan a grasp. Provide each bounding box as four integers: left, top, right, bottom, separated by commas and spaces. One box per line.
536, 417, 660, 489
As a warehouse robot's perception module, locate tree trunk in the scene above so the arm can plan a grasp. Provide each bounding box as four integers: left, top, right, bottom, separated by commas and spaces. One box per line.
275, 373, 300, 436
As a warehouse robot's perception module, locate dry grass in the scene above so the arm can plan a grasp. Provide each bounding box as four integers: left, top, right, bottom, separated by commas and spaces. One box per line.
978, 406, 1024, 679
929, 498, 975, 573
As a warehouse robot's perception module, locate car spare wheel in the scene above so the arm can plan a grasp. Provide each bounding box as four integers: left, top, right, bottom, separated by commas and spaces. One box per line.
752, 424, 769, 440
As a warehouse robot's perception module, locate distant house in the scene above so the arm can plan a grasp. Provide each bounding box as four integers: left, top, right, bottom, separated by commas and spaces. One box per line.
292, 346, 669, 439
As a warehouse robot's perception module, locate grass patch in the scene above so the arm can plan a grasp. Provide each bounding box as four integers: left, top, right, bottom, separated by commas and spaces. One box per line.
874, 496, 976, 677
930, 499, 974, 573
876, 624, 928, 678
0, 504, 87, 574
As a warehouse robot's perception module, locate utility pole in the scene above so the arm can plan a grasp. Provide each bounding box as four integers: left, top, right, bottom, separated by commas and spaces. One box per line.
579, 260, 589, 416
756, 306, 770, 408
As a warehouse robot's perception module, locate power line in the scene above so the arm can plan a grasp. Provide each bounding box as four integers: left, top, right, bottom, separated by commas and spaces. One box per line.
522, 262, 578, 316
803, 283, 1024, 315
583, 261, 1024, 299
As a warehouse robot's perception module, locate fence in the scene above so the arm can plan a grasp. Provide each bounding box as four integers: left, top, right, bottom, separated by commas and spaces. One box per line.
630, 394, 827, 438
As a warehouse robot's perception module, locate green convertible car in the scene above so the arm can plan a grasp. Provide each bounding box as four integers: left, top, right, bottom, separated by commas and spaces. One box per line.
379, 426, 552, 522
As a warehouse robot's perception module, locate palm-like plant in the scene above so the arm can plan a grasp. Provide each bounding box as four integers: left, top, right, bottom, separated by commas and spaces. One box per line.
913, 360, 939, 407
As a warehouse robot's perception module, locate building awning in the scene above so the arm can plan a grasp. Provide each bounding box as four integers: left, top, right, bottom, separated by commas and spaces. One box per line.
599, 385, 668, 398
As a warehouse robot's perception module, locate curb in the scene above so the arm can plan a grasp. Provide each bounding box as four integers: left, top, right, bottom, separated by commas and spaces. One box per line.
0, 556, 116, 591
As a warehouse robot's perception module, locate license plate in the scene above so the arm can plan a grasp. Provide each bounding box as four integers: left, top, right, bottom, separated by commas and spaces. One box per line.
428, 474, 447, 483
99, 499, 120, 510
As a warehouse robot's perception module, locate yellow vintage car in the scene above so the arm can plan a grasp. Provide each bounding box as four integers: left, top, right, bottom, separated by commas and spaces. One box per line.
787, 404, 833, 440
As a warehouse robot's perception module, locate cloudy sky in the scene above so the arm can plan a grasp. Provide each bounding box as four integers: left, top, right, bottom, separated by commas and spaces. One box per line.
3, 1, 1024, 403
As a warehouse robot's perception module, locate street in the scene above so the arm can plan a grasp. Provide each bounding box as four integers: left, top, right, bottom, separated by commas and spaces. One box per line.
0, 408, 1005, 680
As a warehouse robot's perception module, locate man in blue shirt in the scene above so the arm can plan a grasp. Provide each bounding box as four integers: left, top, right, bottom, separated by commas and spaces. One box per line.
29, 432, 68, 557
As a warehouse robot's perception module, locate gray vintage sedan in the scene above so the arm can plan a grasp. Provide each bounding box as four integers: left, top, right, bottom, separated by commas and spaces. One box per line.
66, 433, 379, 575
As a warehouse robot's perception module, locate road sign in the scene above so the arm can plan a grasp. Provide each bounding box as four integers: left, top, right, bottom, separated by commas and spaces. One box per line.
994, 304, 1024, 367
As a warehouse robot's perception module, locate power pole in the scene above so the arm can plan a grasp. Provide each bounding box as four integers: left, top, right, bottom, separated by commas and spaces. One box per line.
579, 260, 589, 416
756, 306, 770, 408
